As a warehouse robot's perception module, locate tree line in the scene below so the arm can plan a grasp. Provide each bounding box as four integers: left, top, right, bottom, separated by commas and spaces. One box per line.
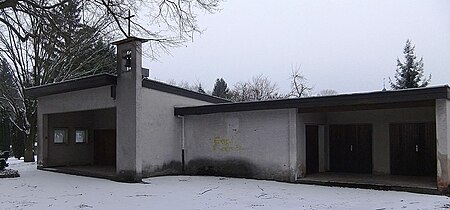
166, 68, 338, 102
174, 39, 430, 101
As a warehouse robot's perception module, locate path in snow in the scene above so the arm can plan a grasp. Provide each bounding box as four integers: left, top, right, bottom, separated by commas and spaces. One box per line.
1, 158, 449, 210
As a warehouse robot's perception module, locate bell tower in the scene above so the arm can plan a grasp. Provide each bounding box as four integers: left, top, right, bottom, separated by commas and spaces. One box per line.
112, 37, 148, 182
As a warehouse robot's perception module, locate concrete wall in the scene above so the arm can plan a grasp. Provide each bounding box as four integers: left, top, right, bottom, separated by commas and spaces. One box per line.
183, 106, 434, 181
37, 86, 115, 167
139, 88, 212, 177
436, 99, 450, 191
184, 109, 294, 181
46, 108, 116, 166
299, 107, 435, 174
38, 86, 115, 114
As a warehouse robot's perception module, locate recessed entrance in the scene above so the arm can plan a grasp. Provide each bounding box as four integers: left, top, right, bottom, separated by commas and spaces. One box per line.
390, 122, 436, 177
329, 124, 372, 174
94, 129, 116, 166
43, 108, 117, 179
306, 125, 319, 175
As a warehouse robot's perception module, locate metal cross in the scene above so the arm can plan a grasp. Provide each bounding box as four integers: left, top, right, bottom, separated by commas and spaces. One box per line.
124, 10, 135, 37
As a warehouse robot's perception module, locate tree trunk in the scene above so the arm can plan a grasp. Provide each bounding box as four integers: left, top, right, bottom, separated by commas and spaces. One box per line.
24, 134, 35, 162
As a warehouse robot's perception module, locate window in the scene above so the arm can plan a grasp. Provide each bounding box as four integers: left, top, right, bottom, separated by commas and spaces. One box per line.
75, 129, 88, 143
54, 129, 68, 144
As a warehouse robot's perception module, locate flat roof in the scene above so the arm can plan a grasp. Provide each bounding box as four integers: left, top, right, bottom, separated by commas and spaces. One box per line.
25, 74, 117, 98
175, 85, 450, 116
24, 73, 230, 104
142, 79, 229, 103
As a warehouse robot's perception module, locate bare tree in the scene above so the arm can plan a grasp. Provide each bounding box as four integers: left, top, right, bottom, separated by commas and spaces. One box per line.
0, 0, 117, 161
0, 0, 221, 59
165, 79, 207, 94
230, 74, 282, 102
317, 89, 338, 96
288, 65, 312, 98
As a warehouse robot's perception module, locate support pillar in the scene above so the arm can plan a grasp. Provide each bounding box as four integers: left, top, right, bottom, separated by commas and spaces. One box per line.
436, 99, 450, 192
288, 108, 299, 181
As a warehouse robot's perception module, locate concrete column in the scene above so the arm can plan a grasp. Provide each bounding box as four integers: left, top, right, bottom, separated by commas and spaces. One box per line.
288, 109, 298, 181
436, 99, 450, 191
113, 37, 147, 182
36, 106, 46, 167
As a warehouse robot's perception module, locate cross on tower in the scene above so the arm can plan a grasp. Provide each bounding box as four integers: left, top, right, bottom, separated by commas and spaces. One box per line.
124, 10, 135, 37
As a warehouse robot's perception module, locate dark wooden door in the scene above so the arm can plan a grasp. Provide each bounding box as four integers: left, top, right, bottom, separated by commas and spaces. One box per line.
306, 125, 319, 174
355, 125, 373, 173
330, 125, 347, 172
390, 123, 436, 176
329, 124, 372, 173
94, 129, 116, 166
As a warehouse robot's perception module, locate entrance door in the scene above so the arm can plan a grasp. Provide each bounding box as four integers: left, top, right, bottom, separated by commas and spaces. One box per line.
329, 124, 372, 173
390, 123, 436, 176
94, 129, 116, 166
306, 125, 319, 174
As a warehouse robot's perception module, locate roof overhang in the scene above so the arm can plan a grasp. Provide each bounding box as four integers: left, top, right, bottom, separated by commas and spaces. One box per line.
175, 85, 450, 116
25, 74, 117, 98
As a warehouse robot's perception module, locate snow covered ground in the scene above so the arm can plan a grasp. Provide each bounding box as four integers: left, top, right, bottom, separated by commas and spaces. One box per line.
1, 158, 449, 210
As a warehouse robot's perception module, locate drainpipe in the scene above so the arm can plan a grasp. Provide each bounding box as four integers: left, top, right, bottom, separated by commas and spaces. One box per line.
178, 115, 186, 173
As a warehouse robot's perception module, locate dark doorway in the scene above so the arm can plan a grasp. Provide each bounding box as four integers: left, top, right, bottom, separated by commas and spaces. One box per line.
329, 124, 372, 173
390, 122, 436, 177
94, 129, 116, 166
306, 125, 319, 174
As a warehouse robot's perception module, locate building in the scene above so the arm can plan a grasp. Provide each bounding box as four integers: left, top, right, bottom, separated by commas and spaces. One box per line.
26, 37, 450, 193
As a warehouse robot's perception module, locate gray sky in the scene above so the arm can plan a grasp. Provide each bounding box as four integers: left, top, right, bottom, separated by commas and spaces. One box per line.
144, 0, 450, 94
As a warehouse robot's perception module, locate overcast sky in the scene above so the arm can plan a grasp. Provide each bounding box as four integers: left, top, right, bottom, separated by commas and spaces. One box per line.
143, 0, 450, 95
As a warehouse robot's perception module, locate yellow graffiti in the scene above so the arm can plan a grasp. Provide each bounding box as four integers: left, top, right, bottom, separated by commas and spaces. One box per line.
212, 137, 243, 152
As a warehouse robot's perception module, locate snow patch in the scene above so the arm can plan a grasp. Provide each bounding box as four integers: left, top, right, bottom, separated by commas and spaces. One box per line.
1, 158, 449, 209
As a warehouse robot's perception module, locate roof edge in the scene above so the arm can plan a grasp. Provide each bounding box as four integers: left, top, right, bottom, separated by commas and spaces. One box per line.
142, 79, 230, 104
175, 85, 449, 116
111, 37, 149, 45
25, 74, 117, 98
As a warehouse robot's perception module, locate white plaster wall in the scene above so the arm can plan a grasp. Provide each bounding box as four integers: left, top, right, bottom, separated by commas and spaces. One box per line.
184, 109, 292, 181
139, 88, 213, 177
326, 107, 435, 174
38, 86, 115, 114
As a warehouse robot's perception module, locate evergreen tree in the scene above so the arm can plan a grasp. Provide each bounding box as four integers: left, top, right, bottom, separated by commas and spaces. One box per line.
46, 0, 116, 80
197, 84, 206, 94
212, 78, 230, 99
390, 39, 431, 89
0, 59, 23, 158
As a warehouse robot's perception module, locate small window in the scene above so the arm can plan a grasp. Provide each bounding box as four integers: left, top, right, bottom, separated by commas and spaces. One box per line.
75, 129, 88, 143
54, 129, 68, 144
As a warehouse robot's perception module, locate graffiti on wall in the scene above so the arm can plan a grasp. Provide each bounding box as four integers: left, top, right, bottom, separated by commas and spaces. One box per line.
212, 137, 243, 153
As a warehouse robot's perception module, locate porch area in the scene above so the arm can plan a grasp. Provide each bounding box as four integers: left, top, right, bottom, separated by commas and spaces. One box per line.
298, 172, 439, 194
41, 165, 117, 180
